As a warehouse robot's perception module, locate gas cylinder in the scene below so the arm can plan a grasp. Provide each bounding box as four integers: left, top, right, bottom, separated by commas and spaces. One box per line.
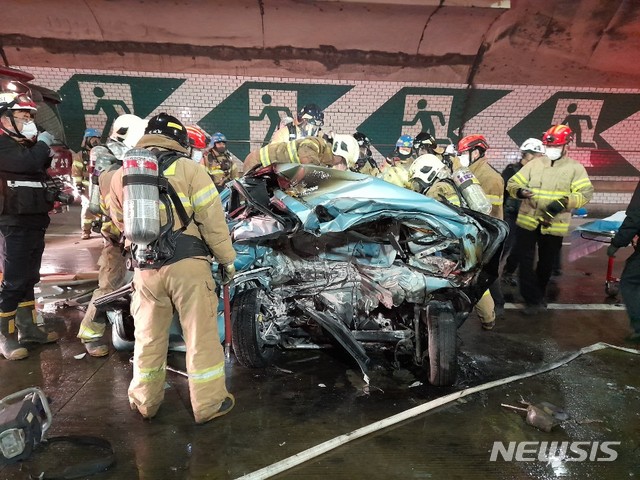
122, 148, 160, 251
452, 167, 492, 214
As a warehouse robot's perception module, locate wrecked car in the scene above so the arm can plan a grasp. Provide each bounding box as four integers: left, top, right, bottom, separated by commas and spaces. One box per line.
99, 163, 506, 387
223, 164, 506, 386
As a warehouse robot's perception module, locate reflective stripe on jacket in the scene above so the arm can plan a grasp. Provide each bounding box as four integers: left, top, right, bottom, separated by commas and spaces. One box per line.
426, 180, 461, 206
506, 155, 593, 236
244, 137, 333, 171
469, 158, 504, 219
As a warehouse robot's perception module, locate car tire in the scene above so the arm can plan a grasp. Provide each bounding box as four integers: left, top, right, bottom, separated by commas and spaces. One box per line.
426, 303, 458, 387
231, 288, 277, 368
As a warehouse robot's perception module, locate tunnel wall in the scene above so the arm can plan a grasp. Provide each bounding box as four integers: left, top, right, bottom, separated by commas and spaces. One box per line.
23, 66, 640, 206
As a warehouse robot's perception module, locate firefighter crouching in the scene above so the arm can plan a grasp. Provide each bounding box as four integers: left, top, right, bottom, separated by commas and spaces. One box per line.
109, 113, 236, 423
0, 91, 60, 360
72, 128, 101, 240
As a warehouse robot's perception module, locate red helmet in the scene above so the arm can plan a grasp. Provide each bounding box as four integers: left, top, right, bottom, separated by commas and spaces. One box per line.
542, 125, 574, 146
186, 125, 208, 149
457, 134, 489, 154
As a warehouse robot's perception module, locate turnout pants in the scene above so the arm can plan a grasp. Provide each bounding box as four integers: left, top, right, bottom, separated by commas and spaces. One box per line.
77, 240, 128, 342
0, 225, 46, 314
620, 249, 640, 334
515, 225, 563, 306
128, 257, 228, 423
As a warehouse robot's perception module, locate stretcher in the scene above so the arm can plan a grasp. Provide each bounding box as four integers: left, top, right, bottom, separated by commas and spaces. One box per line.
569, 211, 625, 297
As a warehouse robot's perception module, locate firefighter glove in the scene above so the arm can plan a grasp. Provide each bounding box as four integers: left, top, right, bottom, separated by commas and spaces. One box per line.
516, 188, 534, 199
543, 198, 568, 219
220, 262, 236, 285
607, 245, 619, 258
37, 131, 55, 146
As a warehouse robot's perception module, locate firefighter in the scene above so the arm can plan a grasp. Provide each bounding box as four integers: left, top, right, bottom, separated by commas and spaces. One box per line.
109, 113, 236, 423
72, 128, 102, 239
381, 134, 415, 188
0, 91, 60, 360
408, 154, 461, 206
330, 134, 360, 171
270, 103, 324, 144
75, 124, 149, 357
413, 132, 444, 159
500, 138, 546, 286
204, 132, 241, 190
507, 125, 593, 315
607, 179, 640, 343
352, 132, 380, 176
186, 125, 209, 165
244, 136, 339, 171
457, 134, 504, 328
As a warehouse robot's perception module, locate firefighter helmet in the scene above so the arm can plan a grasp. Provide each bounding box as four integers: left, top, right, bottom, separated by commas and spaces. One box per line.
83, 128, 100, 139
332, 134, 360, 169
298, 104, 324, 127
409, 154, 446, 192
210, 132, 227, 145
186, 125, 208, 149
0, 92, 37, 113
542, 125, 574, 146
519, 138, 545, 154
353, 132, 371, 148
457, 134, 489, 154
413, 132, 437, 152
111, 114, 142, 142
144, 113, 189, 149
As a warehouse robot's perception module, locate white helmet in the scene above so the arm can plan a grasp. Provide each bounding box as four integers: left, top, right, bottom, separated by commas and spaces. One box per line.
331, 134, 360, 169
444, 144, 457, 156
409, 154, 447, 193
519, 138, 545, 154
110, 113, 141, 142
0, 92, 37, 113
123, 117, 148, 148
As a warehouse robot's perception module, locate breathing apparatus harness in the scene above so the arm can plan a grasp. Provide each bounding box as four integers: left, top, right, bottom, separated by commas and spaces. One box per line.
125, 149, 209, 270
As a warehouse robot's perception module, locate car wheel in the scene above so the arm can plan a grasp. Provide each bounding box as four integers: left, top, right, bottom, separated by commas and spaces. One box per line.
425, 302, 458, 386
231, 288, 278, 368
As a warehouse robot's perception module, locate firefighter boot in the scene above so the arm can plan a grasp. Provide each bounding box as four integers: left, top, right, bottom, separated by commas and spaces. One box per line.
15, 306, 59, 344
0, 316, 28, 360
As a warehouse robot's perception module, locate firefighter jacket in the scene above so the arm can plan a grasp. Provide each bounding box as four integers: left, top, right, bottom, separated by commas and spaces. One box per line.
203, 150, 240, 189
244, 137, 335, 172
109, 134, 236, 266
469, 157, 504, 220
71, 148, 91, 193
610, 180, 640, 249
381, 164, 410, 189
0, 133, 53, 229
506, 154, 593, 237
426, 179, 461, 206
98, 164, 122, 242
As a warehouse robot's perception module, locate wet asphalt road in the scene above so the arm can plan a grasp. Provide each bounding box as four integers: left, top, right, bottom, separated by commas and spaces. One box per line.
0, 204, 638, 479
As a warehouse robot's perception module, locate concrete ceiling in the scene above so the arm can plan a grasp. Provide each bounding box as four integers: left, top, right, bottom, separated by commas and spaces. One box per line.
1, 0, 639, 87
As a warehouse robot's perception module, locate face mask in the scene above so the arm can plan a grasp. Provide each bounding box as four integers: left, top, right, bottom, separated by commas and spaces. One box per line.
546, 146, 563, 161
20, 120, 38, 139
191, 150, 203, 163
458, 152, 470, 167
